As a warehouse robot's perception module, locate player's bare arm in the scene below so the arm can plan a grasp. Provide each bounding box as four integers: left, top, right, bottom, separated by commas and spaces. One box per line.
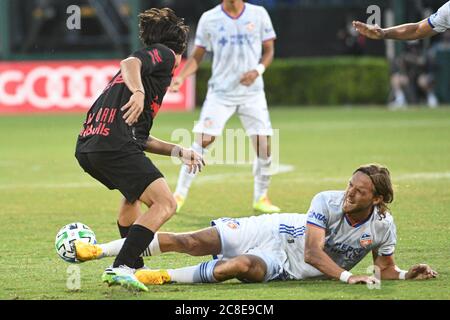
352, 19, 437, 40
170, 46, 207, 92
145, 136, 206, 174
305, 224, 378, 285
119, 57, 146, 126
372, 251, 438, 280
240, 39, 275, 86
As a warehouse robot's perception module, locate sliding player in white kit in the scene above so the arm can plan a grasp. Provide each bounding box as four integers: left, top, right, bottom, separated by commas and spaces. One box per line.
170, 0, 280, 214
75, 164, 437, 285
353, 1, 449, 40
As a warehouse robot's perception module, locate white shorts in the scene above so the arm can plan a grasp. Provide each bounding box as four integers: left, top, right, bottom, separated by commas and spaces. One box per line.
211, 215, 287, 282
193, 92, 274, 137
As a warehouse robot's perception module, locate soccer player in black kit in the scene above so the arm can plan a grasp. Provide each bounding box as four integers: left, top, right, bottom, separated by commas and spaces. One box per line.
74, 8, 205, 291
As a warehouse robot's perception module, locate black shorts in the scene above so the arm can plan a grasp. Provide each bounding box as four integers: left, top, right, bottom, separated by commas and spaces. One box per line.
75, 151, 164, 203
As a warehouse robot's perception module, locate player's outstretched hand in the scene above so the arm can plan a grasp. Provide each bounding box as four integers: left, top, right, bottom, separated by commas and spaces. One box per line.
121, 91, 145, 126
240, 70, 259, 86
406, 264, 438, 280
352, 21, 385, 40
347, 275, 380, 285
179, 148, 206, 174
169, 76, 184, 93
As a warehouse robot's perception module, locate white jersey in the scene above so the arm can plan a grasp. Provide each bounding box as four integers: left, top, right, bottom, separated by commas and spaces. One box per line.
213, 192, 397, 281
428, 1, 450, 33
281, 191, 397, 280
195, 3, 276, 104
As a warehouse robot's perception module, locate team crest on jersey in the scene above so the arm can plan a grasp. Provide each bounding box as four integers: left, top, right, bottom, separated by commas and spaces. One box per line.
359, 233, 373, 248
203, 117, 214, 128
245, 22, 255, 32
227, 221, 239, 229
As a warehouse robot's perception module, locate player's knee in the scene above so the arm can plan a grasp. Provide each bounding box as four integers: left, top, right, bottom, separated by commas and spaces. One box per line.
233, 257, 253, 274
166, 196, 177, 217
156, 196, 177, 220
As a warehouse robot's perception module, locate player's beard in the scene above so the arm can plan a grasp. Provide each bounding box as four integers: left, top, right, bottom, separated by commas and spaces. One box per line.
343, 194, 373, 216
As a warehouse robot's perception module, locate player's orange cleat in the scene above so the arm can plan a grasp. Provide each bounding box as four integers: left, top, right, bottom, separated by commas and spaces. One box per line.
74, 240, 103, 262
135, 269, 171, 285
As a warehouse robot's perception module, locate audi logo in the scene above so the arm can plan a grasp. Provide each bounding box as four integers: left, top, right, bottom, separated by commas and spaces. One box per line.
0, 64, 118, 109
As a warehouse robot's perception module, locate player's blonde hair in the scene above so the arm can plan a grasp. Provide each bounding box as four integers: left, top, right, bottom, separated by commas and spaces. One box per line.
354, 164, 394, 219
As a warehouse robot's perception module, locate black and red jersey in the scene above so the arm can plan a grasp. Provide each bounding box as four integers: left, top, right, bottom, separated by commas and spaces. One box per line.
76, 43, 176, 153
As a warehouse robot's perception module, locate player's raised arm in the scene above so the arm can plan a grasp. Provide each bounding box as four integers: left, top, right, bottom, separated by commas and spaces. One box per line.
169, 46, 206, 92
119, 57, 146, 126
353, 19, 436, 41
372, 251, 438, 280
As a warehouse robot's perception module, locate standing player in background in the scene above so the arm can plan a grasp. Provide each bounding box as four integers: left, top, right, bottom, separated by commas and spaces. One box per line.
353, 1, 449, 40
170, 0, 281, 214
75, 8, 204, 291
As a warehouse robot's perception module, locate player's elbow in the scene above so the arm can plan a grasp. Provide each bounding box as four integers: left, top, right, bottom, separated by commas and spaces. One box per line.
120, 57, 141, 72
304, 247, 320, 266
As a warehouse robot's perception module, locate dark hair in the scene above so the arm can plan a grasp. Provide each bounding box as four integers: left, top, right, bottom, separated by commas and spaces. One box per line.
138, 8, 189, 54
354, 164, 394, 218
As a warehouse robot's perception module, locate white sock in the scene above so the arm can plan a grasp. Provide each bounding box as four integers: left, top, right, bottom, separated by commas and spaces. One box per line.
168, 260, 219, 283
253, 157, 272, 202
175, 142, 208, 198
99, 239, 125, 257
142, 233, 161, 256
99, 233, 161, 258
394, 90, 406, 106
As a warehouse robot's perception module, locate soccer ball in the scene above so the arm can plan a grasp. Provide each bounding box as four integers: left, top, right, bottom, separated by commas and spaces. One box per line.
55, 222, 96, 263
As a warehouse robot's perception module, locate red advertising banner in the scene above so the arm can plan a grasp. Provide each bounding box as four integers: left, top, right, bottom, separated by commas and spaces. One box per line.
0, 60, 195, 114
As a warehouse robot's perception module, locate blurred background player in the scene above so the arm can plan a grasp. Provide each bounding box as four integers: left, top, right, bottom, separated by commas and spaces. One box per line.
75, 8, 204, 291
169, 0, 280, 214
389, 41, 439, 108
75, 164, 438, 286
353, 1, 449, 108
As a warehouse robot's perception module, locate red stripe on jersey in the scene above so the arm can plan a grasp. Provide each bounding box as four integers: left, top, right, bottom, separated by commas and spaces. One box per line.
153, 49, 163, 63
148, 50, 156, 64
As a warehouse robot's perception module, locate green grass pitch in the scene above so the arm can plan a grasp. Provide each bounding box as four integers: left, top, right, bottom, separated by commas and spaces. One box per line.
0, 107, 449, 300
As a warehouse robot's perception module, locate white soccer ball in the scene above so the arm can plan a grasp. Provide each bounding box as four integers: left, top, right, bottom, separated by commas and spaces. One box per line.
55, 222, 96, 263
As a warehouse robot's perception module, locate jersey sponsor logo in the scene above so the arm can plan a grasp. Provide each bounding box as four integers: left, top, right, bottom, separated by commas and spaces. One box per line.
217, 33, 255, 47
307, 211, 328, 225
325, 241, 366, 260
359, 233, 373, 248
79, 107, 117, 137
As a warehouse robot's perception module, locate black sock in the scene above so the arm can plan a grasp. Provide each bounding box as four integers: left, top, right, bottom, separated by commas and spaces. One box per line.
117, 222, 145, 269
113, 224, 154, 268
